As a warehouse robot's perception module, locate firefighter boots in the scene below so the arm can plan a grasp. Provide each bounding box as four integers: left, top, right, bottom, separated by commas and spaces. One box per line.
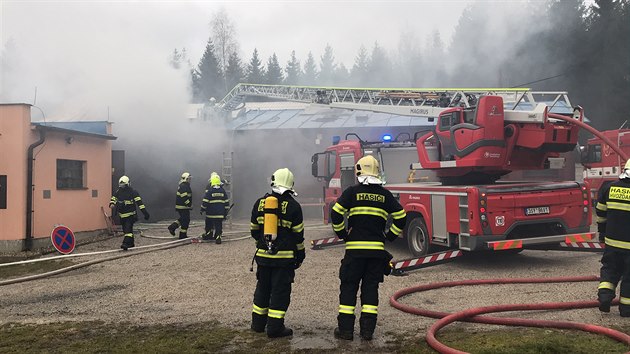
359, 315, 377, 341
334, 313, 355, 340
120, 236, 135, 251
178, 232, 187, 240
251, 313, 267, 333
266, 318, 293, 338
215, 234, 222, 244
167, 222, 178, 236
598, 289, 616, 313
202, 231, 213, 241
333, 327, 354, 340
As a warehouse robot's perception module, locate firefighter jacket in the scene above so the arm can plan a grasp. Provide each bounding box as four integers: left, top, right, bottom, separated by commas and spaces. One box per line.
175, 181, 192, 210
110, 186, 147, 219
596, 178, 630, 251
250, 192, 305, 267
331, 183, 407, 258
201, 185, 229, 218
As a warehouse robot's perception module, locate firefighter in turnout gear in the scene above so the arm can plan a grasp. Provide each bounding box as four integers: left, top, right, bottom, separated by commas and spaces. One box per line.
596, 158, 630, 317
201, 173, 229, 244
249, 168, 305, 338
110, 176, 150, 250
168, 172, 192, 239
331, 155, 407, 340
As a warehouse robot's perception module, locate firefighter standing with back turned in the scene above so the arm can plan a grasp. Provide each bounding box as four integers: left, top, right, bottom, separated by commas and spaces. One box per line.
249, 168, 305, 338
168, 172, 192, 239
596, 158, 630, 317
331, 155, 407, 340
110, 175, 150, 250
201, 173, 229, 244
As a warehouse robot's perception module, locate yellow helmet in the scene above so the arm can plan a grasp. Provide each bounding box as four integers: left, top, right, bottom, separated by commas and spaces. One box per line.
210, 175, 221, 186
271, 168, 295, 194
625, 159, 630, 170
355, 155, 380, 177
118, 175, 130, 187
180, 172, 191, 183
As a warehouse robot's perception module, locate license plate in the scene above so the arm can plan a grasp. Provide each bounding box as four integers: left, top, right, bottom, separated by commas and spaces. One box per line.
525, 206, 550, 216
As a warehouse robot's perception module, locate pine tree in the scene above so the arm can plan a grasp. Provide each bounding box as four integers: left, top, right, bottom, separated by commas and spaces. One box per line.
194, 39, 223, 102
367, 42, 391, 87
335, 63, 350, 85
225, 51, 244, 91
319, 44, 337, 86
265, 53, 284, 84
246, 48, 265, 84
285, 50, 302, 85
302, 51, 318, 85
351, 45, 370, 86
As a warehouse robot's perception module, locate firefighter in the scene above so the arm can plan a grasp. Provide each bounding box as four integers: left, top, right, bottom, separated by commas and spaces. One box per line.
249, 168, 305, 338
596, 158, 630, 317
168, 172, 192, 239
201, 173, 229, 244
110, 175, 150, 250
331, 155, 407, 341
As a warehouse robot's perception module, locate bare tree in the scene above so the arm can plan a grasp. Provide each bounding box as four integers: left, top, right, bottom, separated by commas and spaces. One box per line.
210, 7, 239, 92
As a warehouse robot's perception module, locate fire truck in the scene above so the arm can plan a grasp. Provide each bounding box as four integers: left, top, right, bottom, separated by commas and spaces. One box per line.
215, 84, 624, 258
580, 128, 630, 201
309, 88, 598, 256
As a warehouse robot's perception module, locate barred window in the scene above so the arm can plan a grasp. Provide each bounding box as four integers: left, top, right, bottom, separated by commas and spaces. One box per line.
57, 159, 86, 189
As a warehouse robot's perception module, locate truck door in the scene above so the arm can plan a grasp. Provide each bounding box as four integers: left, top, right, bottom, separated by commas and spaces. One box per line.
339, 153, 356, 191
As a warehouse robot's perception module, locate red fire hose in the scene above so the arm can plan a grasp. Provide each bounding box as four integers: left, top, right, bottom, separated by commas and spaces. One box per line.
390, 276, 629, 354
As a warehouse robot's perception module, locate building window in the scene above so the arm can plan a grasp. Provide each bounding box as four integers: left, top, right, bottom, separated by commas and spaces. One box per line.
57, 159, 86, 189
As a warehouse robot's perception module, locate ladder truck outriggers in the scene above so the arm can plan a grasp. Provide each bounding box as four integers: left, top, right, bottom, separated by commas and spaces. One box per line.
306, 87, 602, 257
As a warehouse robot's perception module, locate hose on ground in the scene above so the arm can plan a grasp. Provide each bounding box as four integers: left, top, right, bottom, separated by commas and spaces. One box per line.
390, 276, 629, 353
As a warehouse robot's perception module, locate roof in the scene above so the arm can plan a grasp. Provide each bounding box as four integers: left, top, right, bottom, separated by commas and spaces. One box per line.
32, 121, 117, 140
226, 106, 435, 131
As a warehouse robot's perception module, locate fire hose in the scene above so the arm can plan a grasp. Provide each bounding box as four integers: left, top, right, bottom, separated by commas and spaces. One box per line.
390, 276, 630, 353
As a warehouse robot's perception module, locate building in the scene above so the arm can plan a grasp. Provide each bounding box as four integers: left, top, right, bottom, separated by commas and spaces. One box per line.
0, 103, 116, 252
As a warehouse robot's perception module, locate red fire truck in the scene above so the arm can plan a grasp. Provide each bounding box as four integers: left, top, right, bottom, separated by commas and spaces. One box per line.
581, 128, 630, 201
311, 91, 596, 256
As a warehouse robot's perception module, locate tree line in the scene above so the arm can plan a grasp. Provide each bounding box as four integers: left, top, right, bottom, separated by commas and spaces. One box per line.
175, 0, 629, 130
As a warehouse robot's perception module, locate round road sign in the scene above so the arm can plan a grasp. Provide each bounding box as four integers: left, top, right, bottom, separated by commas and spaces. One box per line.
51, 225, 76, 254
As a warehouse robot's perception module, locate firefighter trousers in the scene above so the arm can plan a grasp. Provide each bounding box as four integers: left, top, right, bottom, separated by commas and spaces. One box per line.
252, 265, 295, 334
337, 255, 384, 333
599, 247, 630, 315
175, 210, 190, 238
204, 217, 223, 238
120, 216, 135, 247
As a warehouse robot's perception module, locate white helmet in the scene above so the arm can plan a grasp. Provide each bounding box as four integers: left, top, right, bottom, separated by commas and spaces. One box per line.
180, 172, 191, 183
355, 155, 383, 185
271, 168, 296, 195
119, 175, 130, 187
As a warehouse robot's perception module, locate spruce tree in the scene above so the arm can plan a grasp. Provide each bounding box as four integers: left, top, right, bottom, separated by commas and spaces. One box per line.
285, 50, 302, 85
302, 51, 318, 85
319, 44, 337, 86
194, 39, 223, 102
246, 48, 265, 84
265, 53, 284, 84
225, 51, 244, 91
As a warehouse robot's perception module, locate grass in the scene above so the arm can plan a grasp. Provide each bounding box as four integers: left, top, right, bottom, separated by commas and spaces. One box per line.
0, 258, 76, 280
0, 322, 628, 353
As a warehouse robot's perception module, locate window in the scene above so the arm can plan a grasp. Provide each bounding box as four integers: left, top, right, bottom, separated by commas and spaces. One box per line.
439, 112, 460, 131
587, 144, 602, 163
57, 159, 86, 189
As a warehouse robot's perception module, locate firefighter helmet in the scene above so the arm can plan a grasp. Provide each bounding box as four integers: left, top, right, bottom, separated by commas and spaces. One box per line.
118, 175, 130, 187
271, 168, 296, 195
210, 175, 221, 187
625, 159, 630, 171
621, 159, 630, 179
180, 172, 191, 183
355, 155, 380, 177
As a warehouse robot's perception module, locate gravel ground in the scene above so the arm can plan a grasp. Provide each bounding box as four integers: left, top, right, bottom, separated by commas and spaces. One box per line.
0, 218, 626, 350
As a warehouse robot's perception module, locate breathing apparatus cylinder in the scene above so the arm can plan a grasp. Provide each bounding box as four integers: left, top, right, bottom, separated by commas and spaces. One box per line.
263, 196, 279, 254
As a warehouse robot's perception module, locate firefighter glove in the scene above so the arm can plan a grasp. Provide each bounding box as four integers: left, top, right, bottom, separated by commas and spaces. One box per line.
142, 210, 150, 220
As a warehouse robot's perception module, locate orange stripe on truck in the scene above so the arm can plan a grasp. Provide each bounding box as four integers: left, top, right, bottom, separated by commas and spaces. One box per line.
490, 240, 523, 250
564, 233, 595, 243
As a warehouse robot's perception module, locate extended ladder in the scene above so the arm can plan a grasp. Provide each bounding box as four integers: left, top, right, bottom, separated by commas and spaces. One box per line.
222, 151, 233, 225
217, 84, 573, 119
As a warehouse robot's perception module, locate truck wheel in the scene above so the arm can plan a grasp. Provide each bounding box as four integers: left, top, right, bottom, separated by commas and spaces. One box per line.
406, 216, 431, 257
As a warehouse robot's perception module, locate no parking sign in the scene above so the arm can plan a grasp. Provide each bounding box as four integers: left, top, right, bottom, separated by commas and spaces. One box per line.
51, 225, 76, 254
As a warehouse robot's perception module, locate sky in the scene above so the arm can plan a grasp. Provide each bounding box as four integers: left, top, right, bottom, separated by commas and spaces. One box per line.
0, 0, 476, 119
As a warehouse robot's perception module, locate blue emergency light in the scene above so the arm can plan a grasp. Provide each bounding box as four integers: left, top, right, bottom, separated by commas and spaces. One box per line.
382, 134, 392, 142
332, 135, 340, 145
